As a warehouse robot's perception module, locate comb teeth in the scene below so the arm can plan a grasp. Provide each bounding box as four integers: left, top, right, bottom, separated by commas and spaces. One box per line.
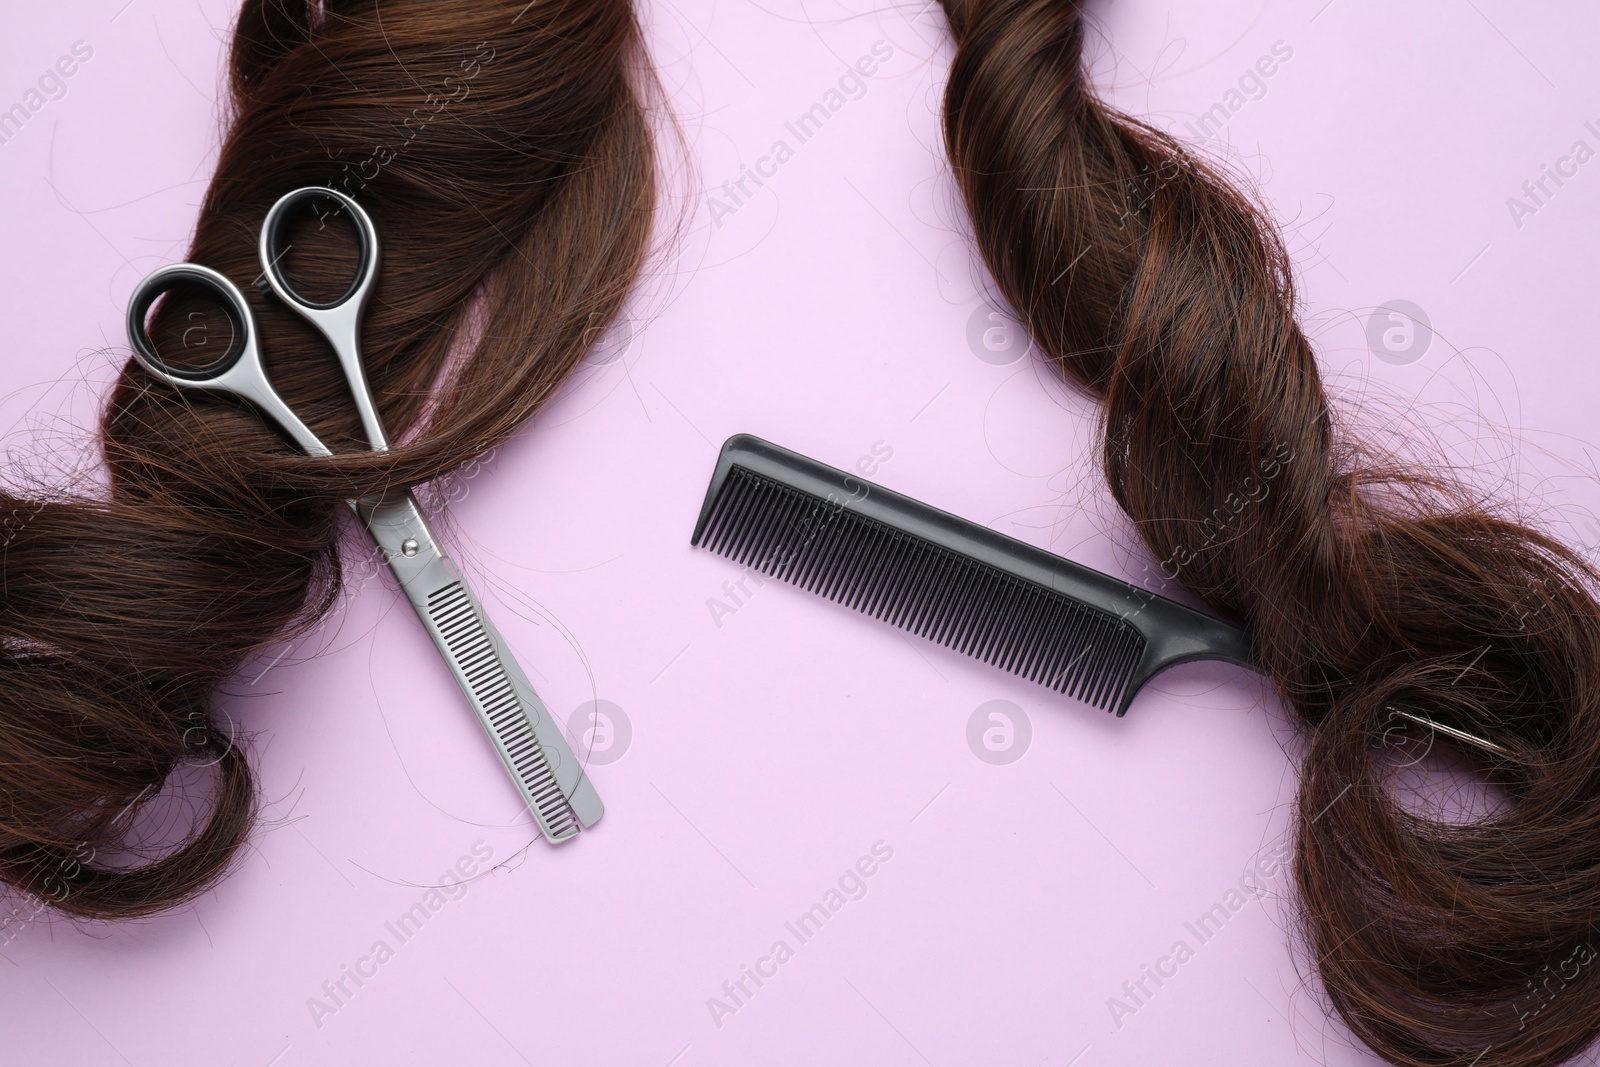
697, 467, 1147, 712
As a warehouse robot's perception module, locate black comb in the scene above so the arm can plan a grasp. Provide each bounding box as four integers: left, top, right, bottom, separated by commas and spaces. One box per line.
690, 434, 1256, 716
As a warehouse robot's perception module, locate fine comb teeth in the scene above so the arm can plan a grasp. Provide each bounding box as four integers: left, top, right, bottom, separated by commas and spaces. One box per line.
691, 435, 1257, 716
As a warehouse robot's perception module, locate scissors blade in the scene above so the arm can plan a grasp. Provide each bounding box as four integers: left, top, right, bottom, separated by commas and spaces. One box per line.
351, 490, 604, 842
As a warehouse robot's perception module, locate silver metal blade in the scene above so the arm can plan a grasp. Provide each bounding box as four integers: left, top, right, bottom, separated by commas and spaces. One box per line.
352, 490, 604, 842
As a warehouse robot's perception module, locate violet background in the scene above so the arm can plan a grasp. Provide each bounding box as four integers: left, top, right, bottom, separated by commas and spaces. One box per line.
2, 1, 1599, 1064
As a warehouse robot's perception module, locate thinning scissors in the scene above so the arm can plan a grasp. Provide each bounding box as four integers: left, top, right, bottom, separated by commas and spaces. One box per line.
124, 186, 604, 843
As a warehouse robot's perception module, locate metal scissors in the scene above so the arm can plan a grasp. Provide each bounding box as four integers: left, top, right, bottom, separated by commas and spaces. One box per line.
123, 186, 603, 843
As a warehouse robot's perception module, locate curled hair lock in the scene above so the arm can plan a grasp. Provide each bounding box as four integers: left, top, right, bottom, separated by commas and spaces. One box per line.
937, 0, 1600, 1064
0, 0, 655, 920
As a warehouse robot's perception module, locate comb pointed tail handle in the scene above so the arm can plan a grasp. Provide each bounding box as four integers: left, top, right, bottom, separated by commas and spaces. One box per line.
1110, 592, 1258, 716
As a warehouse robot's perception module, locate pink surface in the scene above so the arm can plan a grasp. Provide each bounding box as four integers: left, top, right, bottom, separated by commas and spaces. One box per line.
2, 1, 1599, 1064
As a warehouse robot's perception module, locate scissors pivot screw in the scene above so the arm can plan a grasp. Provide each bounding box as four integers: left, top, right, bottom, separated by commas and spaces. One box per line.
400, 538, 419, 557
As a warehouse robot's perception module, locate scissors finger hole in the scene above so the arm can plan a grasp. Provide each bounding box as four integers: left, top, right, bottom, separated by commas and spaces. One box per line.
129, 275, 245, 380
262, 189, 370, 309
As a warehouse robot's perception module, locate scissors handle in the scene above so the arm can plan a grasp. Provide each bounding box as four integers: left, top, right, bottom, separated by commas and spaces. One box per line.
355, 490, 605, 841
125, 263, 332, 458
258, 186, 389, 452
